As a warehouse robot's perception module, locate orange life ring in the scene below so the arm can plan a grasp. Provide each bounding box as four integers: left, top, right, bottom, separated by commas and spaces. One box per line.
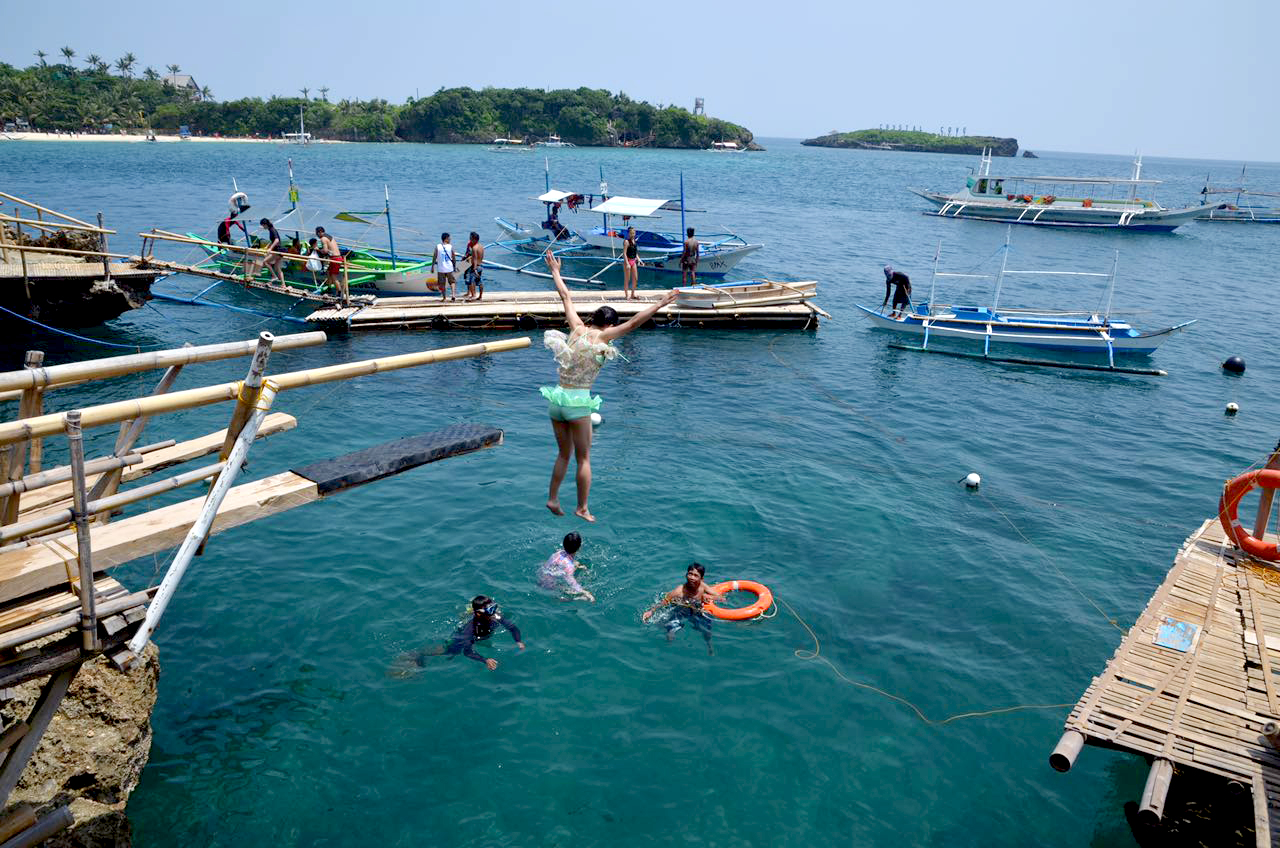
703, 580, 774, 620
1219, 469, 1280, 561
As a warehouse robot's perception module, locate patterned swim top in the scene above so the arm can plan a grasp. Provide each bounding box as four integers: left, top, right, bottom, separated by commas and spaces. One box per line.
544, 329, 617, 388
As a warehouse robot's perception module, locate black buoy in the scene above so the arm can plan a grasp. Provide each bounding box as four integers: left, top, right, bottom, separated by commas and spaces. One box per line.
1222, 356, 1246, 375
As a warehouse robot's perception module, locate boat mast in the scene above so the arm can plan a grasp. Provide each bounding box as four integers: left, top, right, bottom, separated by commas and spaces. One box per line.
299, 104, 306, 143
384, 184, 397, 269
287, 158, 301, 241
544, 157, 550, 192
1102, 249, 1119, 322
680, 172, 687, 237
1131, 153, 1142, 201
927, 239, 941, 312
992, 227, 1011, 311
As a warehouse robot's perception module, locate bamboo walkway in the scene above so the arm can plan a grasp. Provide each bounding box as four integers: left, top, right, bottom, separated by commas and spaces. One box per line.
305, 290, 826, 331
1054, 518, 1280, 846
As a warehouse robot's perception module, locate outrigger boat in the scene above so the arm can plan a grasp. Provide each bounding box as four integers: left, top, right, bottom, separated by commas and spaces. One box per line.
706, 141, 748, 153
910, 150, 1215, 231
1197, 166, 1280, 223
675, 280, 817, 309
533, 135, 575, 148
490, 169, 761, 286
856, 231, 1194, 372
489, 138, 533, 153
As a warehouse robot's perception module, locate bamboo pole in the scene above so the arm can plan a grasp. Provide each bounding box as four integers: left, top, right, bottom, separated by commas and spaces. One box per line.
0, 214, 113, 235
0, 331, 326, 393
143, 229, 319, 265
127, 380, 281, 654
1048, 729, 1085, 772
0, 590, 153, 654
0, 337, 531, 446
63, 412, 99, 652
0, 805, 37, 843
0, 242, 131, 261
0, 214, 9, 263
0, 804, 73, 847
96, 212, 110, 281
0, 452, 142, 500
1, 353, 44, 525
0, 191, 95, 229
14, 210, 29, 302
1136, 758, 1174, 824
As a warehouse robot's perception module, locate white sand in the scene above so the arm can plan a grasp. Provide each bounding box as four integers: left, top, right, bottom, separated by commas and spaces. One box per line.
2, 132, 343, 144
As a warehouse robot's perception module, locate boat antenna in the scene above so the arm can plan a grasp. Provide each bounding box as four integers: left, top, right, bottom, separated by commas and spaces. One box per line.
1131, 152, 1142, 200
927, 239, 941, 312
1102, 249, 1119, 323
385, 184, 397, 269
680, 172, 687, 236
544, 157, 550, 193
992, 227, 1011, 311
287, 157, 301, 240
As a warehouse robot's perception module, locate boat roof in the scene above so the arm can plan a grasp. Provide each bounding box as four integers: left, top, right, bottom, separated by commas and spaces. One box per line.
536, 190, 576, 202
590, 196, 670, 218
983, 174, 1161, 185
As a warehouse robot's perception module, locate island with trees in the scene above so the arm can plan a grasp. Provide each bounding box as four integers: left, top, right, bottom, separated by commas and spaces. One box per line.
0, 53, 757, 148
802, 129, 1018, 157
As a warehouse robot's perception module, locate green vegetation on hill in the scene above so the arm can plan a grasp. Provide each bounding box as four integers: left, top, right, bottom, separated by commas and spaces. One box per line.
802, 129, 1018, 157
0, 57, 756, 148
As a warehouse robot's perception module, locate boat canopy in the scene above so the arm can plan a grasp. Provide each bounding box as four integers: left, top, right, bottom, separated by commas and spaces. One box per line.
590, 196, 670, 218
537, 189, 576, 203
986, 175, 1161, 185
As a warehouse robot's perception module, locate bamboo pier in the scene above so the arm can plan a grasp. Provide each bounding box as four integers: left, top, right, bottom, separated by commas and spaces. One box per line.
306, 289, 828, 332
1052, 461, 1280, 845
0, 330, 529, 843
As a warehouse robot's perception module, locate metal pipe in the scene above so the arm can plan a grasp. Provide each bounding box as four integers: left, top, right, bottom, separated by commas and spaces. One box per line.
0, 805, 74, 848
1049, 729, 1085, 772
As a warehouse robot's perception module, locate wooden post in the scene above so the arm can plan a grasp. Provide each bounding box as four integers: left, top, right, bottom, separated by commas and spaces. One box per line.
1136, 757, 1174, 825
0, 667, 77, 802
0, 805, 73, 847
14, 209, 29, 304
97, 212, 110, 281
0, 804, 36, 842
1049, 729, 1085, 772
128, 380, 280, 654
0, 214, 9, 263
1253, 444, 1280, 540
0, 352, 45, 525
63, 411, 100, 653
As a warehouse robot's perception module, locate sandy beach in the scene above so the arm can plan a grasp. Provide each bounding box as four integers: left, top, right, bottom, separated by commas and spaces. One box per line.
2, 131, 342, 144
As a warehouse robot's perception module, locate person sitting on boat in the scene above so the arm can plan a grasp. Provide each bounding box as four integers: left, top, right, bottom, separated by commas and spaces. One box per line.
396, 596, 525, 673
538, 531, 594, 602
882, 265, 912, 319
680, 228, 699, 286
541, 249, 678, 522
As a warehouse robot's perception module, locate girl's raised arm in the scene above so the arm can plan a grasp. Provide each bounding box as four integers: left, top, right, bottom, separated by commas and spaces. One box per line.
546, 250, 586, 333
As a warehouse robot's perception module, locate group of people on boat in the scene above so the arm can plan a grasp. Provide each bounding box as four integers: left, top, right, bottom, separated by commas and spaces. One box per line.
216, 213, 348, 301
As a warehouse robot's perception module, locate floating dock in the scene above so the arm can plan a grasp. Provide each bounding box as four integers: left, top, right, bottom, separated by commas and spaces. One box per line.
1052, 516, 1280, 845
305, 290, 827, 332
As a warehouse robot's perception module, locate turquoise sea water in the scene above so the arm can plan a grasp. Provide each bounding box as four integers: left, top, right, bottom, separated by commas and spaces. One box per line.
2, 138, 1279, 846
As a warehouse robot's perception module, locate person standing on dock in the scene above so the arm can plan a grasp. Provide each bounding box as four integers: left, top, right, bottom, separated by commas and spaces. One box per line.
434, 233, 457, 301
461, 231, 485, 302
882, 265, 912, 319
642, 563, 725, 655
622, 226, 642, 300
316, 226, 346, 303
541, 250, 678, 522
680, 227, 699, 287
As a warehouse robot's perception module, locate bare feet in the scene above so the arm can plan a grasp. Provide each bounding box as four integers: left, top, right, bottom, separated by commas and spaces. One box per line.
547, 500, 565, 516
574, 506, 595, 523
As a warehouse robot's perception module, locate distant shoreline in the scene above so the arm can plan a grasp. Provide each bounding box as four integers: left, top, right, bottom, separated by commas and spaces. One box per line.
2, 132, 345, 144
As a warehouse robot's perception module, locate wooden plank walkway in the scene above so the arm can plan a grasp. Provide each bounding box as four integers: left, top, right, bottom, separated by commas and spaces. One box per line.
305, 289, 825, 331
1059, 518, 1280, 846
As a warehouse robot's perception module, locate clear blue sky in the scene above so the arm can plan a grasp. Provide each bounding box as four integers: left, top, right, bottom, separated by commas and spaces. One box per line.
7, 0, 1275, 161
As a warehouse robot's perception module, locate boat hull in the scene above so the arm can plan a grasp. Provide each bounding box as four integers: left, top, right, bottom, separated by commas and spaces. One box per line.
910, 189, 1208, 231
197, 243, 433, 296
854, 304, 1192, 354
675, 280, 817, 309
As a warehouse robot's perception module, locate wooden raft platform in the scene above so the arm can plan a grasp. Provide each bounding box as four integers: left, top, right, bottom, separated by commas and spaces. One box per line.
304, 290, 825, 331
0, 260, 161, 283
1055, 518, 1280, 845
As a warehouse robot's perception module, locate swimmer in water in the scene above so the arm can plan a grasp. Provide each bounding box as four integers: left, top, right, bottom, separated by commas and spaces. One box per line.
539, 531, 595, 602
395, 595, 525, 673
642, 563, 725, 655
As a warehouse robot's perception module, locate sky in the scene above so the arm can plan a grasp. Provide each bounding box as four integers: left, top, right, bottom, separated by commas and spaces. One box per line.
5, 0, 1276, 161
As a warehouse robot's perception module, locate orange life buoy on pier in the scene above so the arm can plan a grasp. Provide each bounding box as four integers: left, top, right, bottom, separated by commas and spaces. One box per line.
1218, 469, 1280, 561
704, 580, 774, 620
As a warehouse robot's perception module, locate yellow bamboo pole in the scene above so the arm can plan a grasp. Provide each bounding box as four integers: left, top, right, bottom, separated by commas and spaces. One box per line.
0, 337, 531, 446
144, 230, 315, 265
0, 214, 113, 235
0, 191, 95, 229
0, 242, 131, 261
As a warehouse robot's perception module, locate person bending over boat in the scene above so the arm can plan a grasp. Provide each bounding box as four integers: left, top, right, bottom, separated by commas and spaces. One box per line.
680, 227, 699, 286
622, 226, 642, 300
406, 596, 525, 672
539, 531, 594, 602
882, 265, 912, 319
642, 563, 725, 655
541, 250, 677, 522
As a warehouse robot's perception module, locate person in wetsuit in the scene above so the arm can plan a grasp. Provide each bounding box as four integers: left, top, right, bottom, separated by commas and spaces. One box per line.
642, 563, 726, 655
882, 265, 913, 319
409, 595, 525, 672
216, 212, 246, 245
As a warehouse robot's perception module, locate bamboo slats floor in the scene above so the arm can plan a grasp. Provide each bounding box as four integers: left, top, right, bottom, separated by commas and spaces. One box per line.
1060, 518, 1280, 846
305, 289, 825, 331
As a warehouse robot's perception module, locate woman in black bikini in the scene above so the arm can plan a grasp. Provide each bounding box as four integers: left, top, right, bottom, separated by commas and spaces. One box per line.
622, 226, 641, 300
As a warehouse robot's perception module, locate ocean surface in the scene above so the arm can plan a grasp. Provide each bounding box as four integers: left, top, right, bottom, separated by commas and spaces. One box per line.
2, 137, 1279, 846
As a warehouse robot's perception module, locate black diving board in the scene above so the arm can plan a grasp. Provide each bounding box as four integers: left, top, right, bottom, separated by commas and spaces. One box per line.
291, 424, 504, 495
887, 344, 1168, 376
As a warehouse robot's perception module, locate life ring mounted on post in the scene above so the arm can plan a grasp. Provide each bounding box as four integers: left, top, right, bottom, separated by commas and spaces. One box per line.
703, 579, 774, 620
1218, 469, 1280, 562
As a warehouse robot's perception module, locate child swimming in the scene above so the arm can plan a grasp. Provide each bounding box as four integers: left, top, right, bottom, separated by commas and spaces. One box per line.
538, 531, 595, 602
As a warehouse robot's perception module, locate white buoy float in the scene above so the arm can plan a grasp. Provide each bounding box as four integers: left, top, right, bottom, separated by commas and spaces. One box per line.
963, 472, 981, 489
1226, 402, 1239, 415
590, 412, 603, 426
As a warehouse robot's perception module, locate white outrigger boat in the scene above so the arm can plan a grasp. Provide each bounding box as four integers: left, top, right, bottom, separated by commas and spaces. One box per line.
490, 172, 761, 286
1197, 166, 1280, 223
706, 141, 748, 153
675, 279, 817, 308
910, 150, 1214, 232
856, 232, 1193, 373
533, 135, 576, 148
489, 138, 533, 153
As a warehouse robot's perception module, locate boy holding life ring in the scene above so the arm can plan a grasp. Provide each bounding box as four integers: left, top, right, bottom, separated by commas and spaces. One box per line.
642, 563, 725, 655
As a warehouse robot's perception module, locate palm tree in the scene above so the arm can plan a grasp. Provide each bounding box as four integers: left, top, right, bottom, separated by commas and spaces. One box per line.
60, 47, 76, 65
200, 85, 213, 101
116, 53, 136, 78
166, 64, 181, 77
300, 87, 310, 100
94, 60, 109, 74
143, 67, 159, 82
85, 53, 101, 70
318, 86, 329, 102
34, 50, 47, 67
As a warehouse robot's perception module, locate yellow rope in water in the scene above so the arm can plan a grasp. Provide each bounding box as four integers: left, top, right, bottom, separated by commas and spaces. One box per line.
777, 596, 1073, 726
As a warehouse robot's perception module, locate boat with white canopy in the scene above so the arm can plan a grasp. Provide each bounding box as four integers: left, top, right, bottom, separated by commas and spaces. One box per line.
910, 150, 1214, 231
1197, 166, 1280, 223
